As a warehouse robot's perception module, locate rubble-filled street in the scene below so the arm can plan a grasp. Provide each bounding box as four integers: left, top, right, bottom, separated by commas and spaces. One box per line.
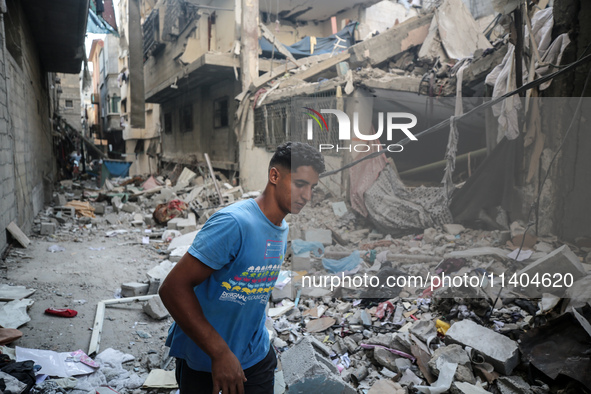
1, 0, 591, 392
1, 168, 589, 393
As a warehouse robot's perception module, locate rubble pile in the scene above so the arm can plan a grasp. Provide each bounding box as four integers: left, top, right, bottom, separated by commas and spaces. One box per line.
266, 196, 591, 393
0, 168, 588, 394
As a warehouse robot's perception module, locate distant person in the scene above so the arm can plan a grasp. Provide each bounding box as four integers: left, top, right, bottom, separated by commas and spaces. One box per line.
159, 142, 325, 394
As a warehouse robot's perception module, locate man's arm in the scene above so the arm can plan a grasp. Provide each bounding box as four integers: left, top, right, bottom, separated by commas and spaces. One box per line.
159, 252, 247, 394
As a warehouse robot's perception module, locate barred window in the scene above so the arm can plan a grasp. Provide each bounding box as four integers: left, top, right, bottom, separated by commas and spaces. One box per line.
253, 93, 339, 153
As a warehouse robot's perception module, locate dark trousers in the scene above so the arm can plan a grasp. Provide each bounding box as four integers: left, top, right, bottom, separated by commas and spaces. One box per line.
175, 347, 277, 394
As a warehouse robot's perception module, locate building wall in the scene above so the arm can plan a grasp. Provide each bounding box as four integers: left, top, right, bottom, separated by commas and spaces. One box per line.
57, 72, 82, 131
160, 78, 239, 167
0, 5, 55, 251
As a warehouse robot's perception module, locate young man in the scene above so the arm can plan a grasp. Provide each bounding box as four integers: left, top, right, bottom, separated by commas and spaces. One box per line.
159, 142, 325, 394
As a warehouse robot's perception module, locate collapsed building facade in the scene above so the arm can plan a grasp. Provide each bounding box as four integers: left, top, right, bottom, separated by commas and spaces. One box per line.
131, 0, 591, 242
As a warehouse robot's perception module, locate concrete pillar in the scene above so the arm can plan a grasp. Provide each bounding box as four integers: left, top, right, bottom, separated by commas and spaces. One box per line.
240, 0, 258, 91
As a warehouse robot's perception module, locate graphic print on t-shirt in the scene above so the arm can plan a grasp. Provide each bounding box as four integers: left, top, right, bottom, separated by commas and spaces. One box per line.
219, 239, 283, 305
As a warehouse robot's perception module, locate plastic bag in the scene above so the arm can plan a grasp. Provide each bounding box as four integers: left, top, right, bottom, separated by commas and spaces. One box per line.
322, 250, 361, 273
292, 239, 324, 257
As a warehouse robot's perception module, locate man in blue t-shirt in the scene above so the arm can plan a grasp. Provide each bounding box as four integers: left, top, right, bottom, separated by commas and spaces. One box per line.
160, 142, 325, 394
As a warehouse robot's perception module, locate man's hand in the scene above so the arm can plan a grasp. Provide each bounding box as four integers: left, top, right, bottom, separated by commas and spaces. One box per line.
211, 349, 247, 394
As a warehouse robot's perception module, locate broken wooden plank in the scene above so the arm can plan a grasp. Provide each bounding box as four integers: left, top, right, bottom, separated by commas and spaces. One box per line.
204, 153, 224, 205
6, 221, 30, 248
260, 23, 301, 67
88, 294, 158, 355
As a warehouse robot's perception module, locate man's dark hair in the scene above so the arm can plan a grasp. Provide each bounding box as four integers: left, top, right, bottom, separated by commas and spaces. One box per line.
269, 142, 325, 174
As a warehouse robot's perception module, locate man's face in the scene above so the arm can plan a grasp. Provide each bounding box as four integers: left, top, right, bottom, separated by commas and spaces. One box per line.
275, 165, 319, 215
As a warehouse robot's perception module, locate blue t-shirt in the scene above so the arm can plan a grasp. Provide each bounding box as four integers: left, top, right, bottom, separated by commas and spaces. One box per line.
165, 199, 288, 372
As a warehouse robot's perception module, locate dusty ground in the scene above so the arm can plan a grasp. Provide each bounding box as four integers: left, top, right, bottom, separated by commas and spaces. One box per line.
2, 212, 174, 391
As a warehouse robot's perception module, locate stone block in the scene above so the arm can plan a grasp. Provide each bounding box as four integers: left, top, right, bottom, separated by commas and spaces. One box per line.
122, 202, 140, 213
167, 217, 183, 230
54, 193, 67, 206
443, 224, 465, 235
40, 222, 56, 235
121, 282, 149, 297
144, 215, 154, 226
143, 296, 169, 320
445, 319, 519, 375
111, 196, 123, 212
305, 229, 332, 246
281, 336, 355, 394
93, 203, 105, 215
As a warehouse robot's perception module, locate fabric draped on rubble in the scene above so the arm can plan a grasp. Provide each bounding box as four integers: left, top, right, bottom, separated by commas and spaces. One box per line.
449, 138, 518, 224
349, 149, 388, 217
485, 7, 570, 142
363, 165, 453, 236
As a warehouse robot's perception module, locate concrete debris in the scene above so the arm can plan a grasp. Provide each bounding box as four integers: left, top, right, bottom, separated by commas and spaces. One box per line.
445, 320, 519, 375
121, 282, 149, 298
143, 296, 169, 320
281, 336, 356, 394
8, 152, 589, 394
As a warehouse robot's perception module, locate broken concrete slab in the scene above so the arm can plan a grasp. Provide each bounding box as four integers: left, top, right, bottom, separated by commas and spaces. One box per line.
0, 284, 36, 302
349, 13, 432, 67
429, 344, 476, 383
0, 298, 34, 329
306, 317, 335, 333
6, 221, 30, 248
445, 247, 508, 259
367, 379, 405, 394
454, 381, 489, 394
445, 319, 519, 375
143, 296, 169, 320
373, 347, 399, 372
121, 282, 149, 298
167, 230, 199, 251
409, 319, 437, 345
517, 245, 586, 296
281, 336, 355, 394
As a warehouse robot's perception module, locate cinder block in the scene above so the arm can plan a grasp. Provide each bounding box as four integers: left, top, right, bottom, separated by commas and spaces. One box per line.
54, 206, 75, 217
281, 336, 355, 394
40, 222, 56, 235
143, 296, 169, 320
121, 282, 149, 297
305, 229, 332, 246
445, 319, 519, 375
